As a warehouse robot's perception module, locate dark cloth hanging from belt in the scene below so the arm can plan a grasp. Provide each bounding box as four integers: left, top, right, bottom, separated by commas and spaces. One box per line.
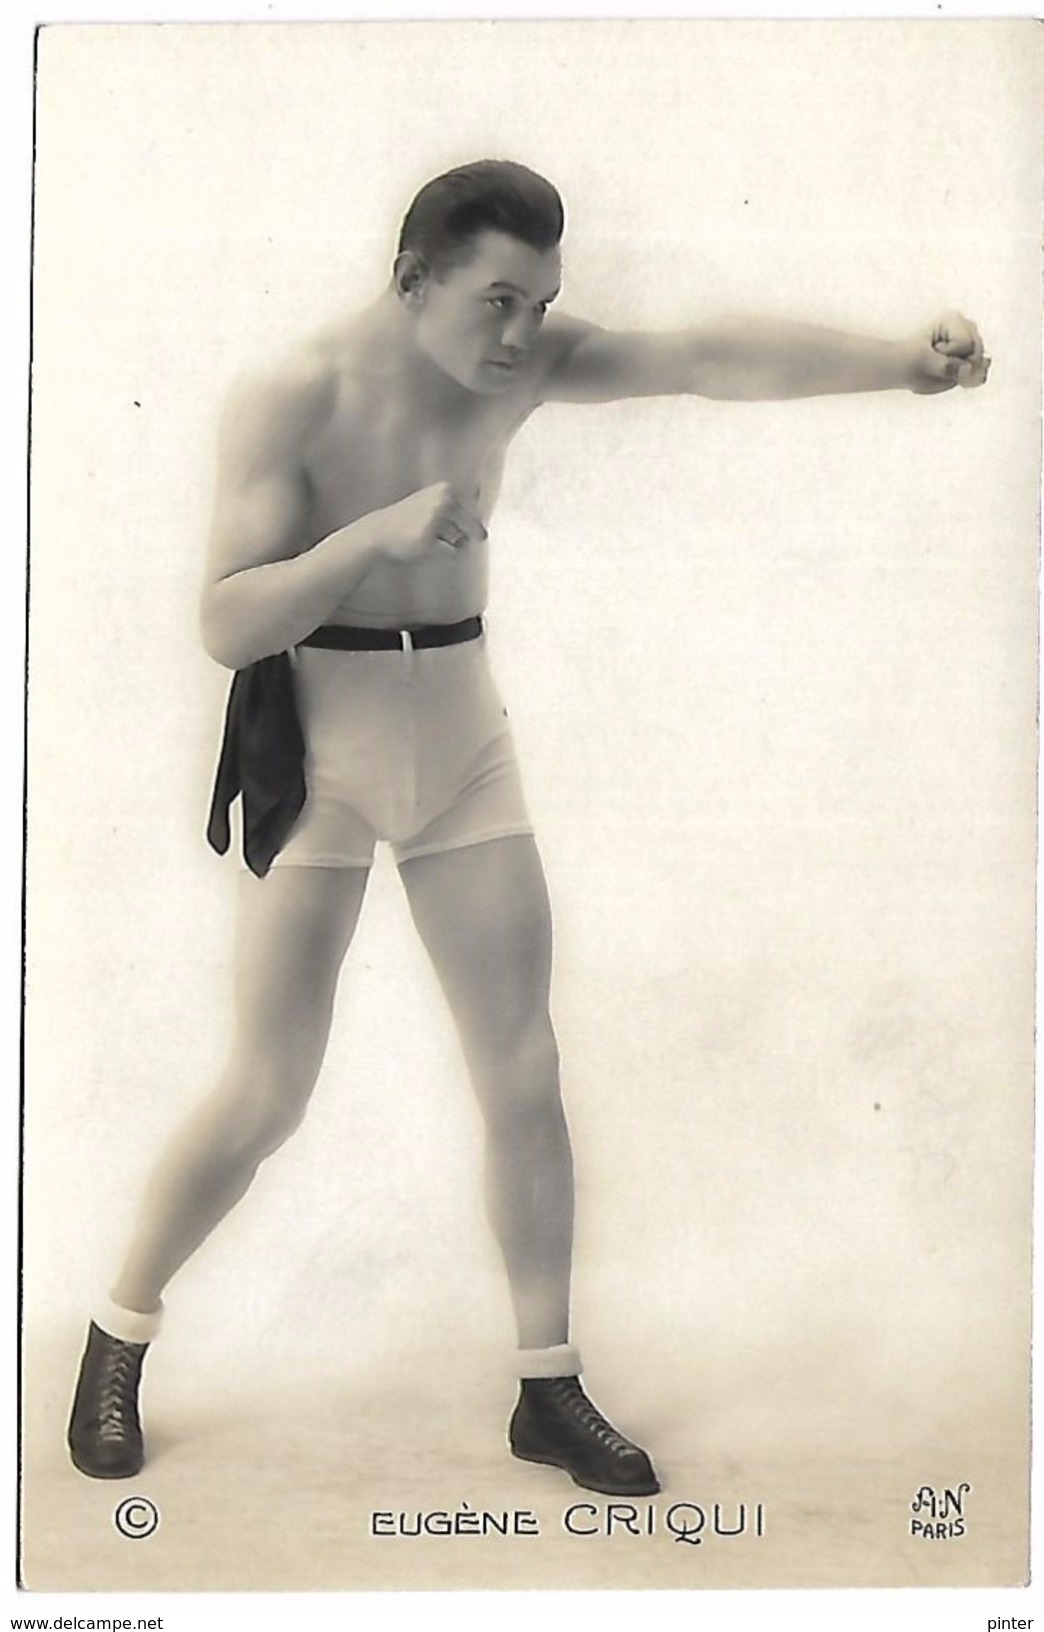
206, 652, 306, 878
205, 618, 482, 877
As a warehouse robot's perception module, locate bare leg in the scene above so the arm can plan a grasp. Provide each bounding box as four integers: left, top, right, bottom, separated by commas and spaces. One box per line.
111, 866, 369, 1313
399, 835, 572, 1350
400, 836, 658, 1495
69, 864, 369, 1479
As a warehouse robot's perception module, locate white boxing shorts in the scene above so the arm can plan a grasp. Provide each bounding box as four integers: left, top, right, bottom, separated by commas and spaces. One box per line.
272, 630, 533, 870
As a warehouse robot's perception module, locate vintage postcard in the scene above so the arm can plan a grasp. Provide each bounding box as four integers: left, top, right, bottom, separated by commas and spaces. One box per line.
21, 18, 1041, 1598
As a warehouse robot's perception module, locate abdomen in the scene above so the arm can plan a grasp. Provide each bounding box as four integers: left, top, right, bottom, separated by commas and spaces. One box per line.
326, 534, 490, 629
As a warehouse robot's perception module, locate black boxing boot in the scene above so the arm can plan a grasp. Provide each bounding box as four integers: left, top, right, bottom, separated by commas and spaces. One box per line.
509, 1369, 660, 1496
67, 1321, 149, 1479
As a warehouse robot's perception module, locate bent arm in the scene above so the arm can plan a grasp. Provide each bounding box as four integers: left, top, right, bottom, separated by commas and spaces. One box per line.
540, 312, 986, 404
202, 509, 385, 671
200, 368, 384, 671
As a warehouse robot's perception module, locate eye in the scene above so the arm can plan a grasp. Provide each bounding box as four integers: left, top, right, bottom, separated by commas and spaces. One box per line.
487, 295, 514, 312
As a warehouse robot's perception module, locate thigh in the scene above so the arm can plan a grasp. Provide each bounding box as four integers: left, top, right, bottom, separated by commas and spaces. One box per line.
231, 866, 370, 1057
399, 836, 553, 1053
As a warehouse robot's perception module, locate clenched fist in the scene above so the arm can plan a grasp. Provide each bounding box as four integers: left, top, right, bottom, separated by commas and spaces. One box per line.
378, 482, 488, 563
909, 313, 990, 394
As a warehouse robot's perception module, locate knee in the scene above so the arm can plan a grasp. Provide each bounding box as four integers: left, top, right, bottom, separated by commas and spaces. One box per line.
213, 1056, 315, 1164
249, 1086, 310, 1161
494, 1015, 560, 1088
476, 1019, 563, 1130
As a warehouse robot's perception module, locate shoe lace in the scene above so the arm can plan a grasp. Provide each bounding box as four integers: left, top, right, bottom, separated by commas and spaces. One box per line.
95, 1344, 141, 1441
550, 1378, 638, 1457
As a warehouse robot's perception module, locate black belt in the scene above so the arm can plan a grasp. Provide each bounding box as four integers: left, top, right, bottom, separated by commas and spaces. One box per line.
299, 615, 483, 652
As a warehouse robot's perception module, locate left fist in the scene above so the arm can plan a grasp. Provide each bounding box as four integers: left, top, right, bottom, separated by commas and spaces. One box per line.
909, 312, 990, 393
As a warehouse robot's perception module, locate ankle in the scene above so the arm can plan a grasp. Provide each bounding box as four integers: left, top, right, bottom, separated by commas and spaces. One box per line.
519, 1375, 583, 1413
516, 1342, 582, 1380
93, 1296, 164, 1346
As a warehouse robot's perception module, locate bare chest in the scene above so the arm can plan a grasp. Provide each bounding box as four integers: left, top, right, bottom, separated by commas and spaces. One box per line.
302, 376, 524, 536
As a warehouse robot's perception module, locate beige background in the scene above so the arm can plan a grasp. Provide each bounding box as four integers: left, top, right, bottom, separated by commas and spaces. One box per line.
23, 19, 1040, 1592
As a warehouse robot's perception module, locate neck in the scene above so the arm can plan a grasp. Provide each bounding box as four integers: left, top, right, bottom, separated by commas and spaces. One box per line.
349, 288, 464, 406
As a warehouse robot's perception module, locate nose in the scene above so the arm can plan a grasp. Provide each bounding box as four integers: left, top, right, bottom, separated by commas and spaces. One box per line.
501, 309, 538, 353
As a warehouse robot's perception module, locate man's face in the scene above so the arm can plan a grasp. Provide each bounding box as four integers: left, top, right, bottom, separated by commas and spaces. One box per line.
410, 230, 562, 394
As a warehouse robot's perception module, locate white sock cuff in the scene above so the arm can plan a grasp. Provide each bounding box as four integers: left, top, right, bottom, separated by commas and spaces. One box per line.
94, 1296, 164, 1345
517, 1342, 583, 1379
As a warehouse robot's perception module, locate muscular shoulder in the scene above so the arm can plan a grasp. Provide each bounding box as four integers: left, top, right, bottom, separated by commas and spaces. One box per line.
217, 345, 339, 476
528, 312, 696, 405
529, 313, 601, 397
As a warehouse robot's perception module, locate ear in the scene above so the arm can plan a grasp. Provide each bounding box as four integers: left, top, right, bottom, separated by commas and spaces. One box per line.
393, 250, 431, 308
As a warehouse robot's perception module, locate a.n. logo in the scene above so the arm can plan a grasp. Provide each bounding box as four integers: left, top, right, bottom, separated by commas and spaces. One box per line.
909, 1482, 972, 1539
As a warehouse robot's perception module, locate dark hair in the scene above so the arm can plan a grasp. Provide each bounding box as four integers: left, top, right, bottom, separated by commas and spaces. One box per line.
397, 160, 564, 274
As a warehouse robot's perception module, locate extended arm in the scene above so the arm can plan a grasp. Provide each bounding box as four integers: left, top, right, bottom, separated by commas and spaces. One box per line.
540, 311, 989, 404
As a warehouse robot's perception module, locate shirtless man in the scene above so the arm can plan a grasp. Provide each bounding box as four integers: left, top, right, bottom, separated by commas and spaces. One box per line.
67, 160, 988, 1497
